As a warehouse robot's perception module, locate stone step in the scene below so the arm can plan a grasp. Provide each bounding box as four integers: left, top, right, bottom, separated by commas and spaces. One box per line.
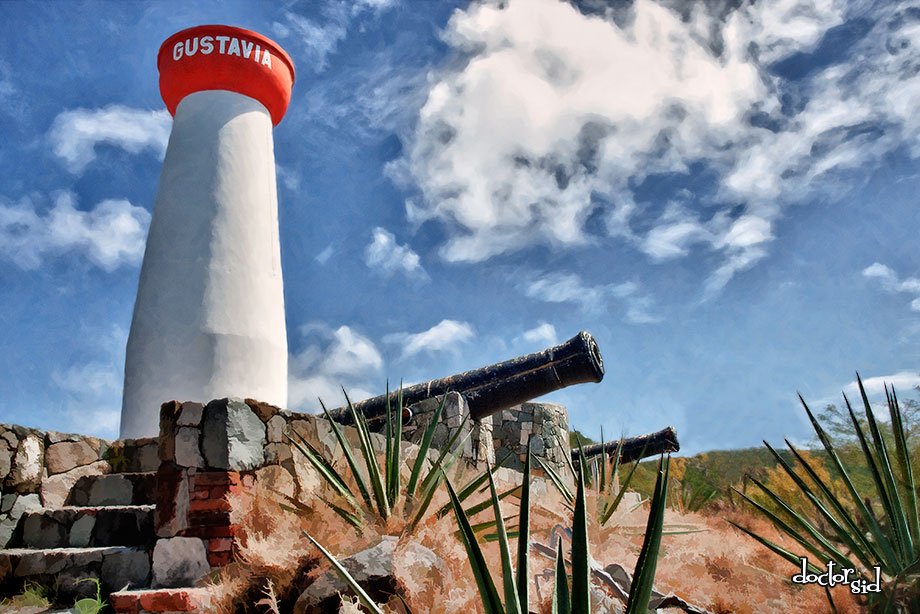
8, 505, 155, 549
110, 587, 213, 614
66, 472, 157, 506
0, 546, 151, 603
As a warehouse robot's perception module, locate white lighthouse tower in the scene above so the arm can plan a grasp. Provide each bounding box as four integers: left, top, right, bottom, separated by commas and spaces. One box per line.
120, 25, 296, 438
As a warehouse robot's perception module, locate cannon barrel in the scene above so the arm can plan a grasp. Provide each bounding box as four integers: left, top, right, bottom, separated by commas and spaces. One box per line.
575, 427, 680, 464
327, 331, 604, 425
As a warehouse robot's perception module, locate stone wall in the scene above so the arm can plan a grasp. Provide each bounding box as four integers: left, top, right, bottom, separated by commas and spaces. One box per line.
0, 423, 158, 547
491, 402, 571, 472
153, 397, 451, 584
401, 392, 494, 468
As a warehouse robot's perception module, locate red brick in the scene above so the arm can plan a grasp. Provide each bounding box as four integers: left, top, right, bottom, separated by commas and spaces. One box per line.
180, 524, 236, 539
189, 498, 230, 513
208, 537, 233, 552
188, 510, 231, 527
207, 550, 233, 567
110, 593, 140, 614
192, 471, 240, 487
139, 590, 192, 611
190, 488, 208, 500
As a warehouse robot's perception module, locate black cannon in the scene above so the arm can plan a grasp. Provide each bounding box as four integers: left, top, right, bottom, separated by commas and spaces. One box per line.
574, 427, 680, 464
326, 331, 605, 425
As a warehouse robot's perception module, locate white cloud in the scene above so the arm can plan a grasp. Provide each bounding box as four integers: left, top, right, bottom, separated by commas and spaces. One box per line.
383, 319, 474, 358
49, 105, 171, 174
399, 0, 920, 295
315, 244, 335, 265
0, 193, 150, 271
863, 262, 920, 311
522, 270, 659, 322
364, 227, 428, 279
289, 324, 383, 410
843, 371, 920, 397
272, 0, 398, 73
518, 322, 558, 347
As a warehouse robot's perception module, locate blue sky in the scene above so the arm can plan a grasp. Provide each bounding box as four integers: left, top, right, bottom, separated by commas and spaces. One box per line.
1, 0, 919, 455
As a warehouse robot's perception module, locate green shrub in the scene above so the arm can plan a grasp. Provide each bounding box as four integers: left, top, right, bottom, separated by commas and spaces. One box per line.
732, 376, 920, 613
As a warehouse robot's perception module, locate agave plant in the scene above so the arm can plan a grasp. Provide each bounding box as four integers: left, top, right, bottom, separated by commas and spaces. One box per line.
537, 431, 645, 526
732, 375, 920, 613
445, 437, 671, 614
285, 384, 495, 532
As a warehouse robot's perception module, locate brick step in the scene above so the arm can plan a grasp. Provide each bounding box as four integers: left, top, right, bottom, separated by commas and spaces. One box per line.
7, 505, 155, 549
0, 546, 150, 603
110, 587, 213, 614
67, 472, 158, 506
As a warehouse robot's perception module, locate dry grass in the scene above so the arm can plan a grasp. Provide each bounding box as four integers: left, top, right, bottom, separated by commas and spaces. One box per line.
202, 458, 867, 614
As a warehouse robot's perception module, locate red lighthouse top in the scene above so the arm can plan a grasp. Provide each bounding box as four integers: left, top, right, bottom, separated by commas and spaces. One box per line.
158, 25, 295, 126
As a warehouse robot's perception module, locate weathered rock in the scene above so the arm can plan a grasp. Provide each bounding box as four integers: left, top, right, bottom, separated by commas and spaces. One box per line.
202, 398, 266, 471
22, 511, 68, 548
267, 415, 286, 443
41, 460, 110, 509
94, 507, 155, 547
0, 492, 15, 514
294, 536, 405, 614
290, 447, 322, 500
255, 465, 295, 499
245, 398, 281, 423
155, 463, 188, 538
151, 536, 209, 588
1, 430, 18, 449
177, 402, 204, 426
69, 513, 95, 547
9, 434, 43, 492
87, 474, 134, 506
131, 441, 160, 473
0, 493, 41, 547
45, 431, 80, 446
10, 492, 41, 518
101, 547, 151, 592
0, 446, 11, 481
265, 442, 292, 465
46, 441, 98, 474
175, 427, 203, 468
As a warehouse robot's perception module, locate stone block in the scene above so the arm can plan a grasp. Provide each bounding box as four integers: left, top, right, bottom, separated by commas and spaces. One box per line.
245, 398, 281, 423
102, 548, 151, 593
158, 401, 182, 464
265, 442, 292, 465
202, 398, 266, 471
0, 446, 11, 481
46, 440, 98, 474
22, 512, 68, 548
88, 474, 135, 506
131, 441, 160, 473
266, 415, 285, 443
178, 402, 205, 426
94, 507, 156, 547
69, 513, 95, 547
256, 465, 296, 499
8, 434, 43, 492
1, 430, 18, 449
151, 536, 210, 588
155, 463, 189, 538
41, 460, 111, 508
175, 427, 203, 468
529, 434, 545, 455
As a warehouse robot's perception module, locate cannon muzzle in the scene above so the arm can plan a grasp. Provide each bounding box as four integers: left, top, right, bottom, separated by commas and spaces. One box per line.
576, 427, 680, 464
327, 331, 604, 425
